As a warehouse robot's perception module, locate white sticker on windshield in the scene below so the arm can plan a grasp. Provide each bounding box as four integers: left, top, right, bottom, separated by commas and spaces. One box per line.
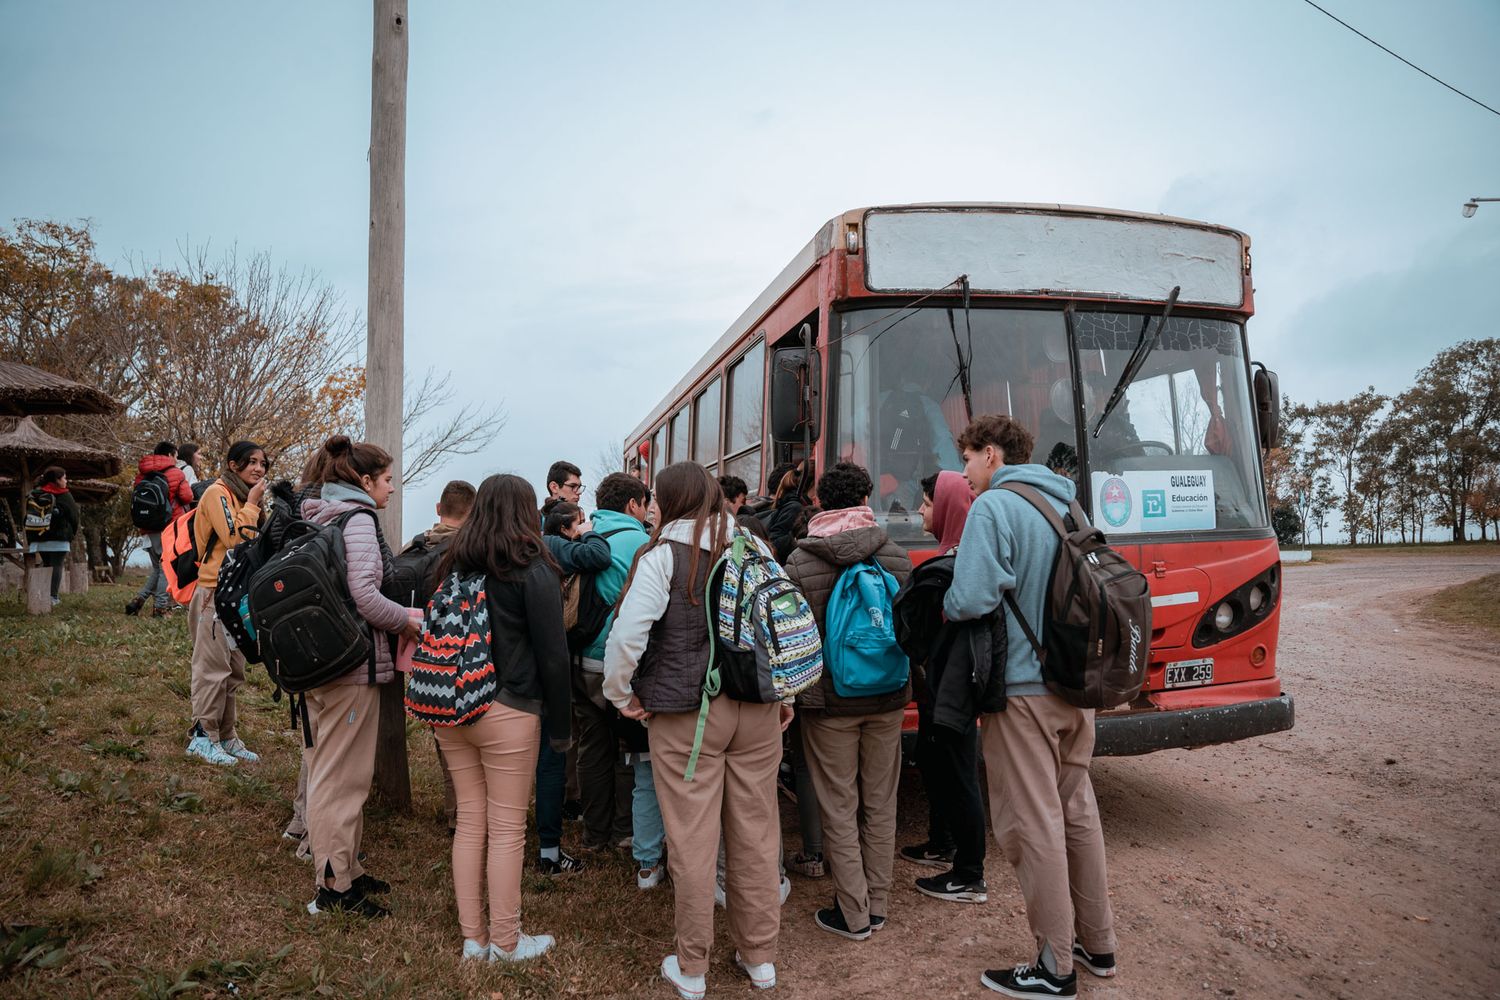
1091, 470, 1216, 533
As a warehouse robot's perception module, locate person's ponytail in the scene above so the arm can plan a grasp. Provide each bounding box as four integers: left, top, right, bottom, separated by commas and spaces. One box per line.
319, 435, 392, 488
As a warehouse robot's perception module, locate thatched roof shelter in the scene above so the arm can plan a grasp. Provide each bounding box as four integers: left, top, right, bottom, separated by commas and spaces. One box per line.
0, 361, 121, 418
0, 417, 121, 479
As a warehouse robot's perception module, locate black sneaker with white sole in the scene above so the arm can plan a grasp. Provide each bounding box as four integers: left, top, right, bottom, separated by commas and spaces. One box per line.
980, 958, 1076, 998
1072, 942, 1116, 977
898, 842, 957, 867
306, 886, 389, 919
915, 873, 988, 903
351, 873, 390, 895
813, 902, 871, 941
537, 850, 586, 875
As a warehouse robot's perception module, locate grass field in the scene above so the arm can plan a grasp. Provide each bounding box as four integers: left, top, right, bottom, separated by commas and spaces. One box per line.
1424, 571, 1500, 636
0, 577, 731, 999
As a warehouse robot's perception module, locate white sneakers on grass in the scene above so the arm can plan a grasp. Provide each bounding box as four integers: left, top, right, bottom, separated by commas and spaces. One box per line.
185, 734, 236, 766
735, 952, 776, 990
461, 932, 555, 963
661, 955, 706, 1000
638, 864, 665, 890
219, 737, 259, 762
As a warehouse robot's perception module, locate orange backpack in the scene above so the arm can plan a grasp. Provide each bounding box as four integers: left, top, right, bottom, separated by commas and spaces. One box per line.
161, 508, 217, 604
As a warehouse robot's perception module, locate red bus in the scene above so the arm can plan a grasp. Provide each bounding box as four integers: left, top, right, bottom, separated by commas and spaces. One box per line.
626, 203, 1293, 755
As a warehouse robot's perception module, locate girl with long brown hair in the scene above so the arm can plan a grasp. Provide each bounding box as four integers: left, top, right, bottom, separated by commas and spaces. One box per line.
434, 473, 571, 962
603, 462, 792, 998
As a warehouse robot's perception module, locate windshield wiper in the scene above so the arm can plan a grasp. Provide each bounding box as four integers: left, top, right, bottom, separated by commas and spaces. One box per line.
1091, 285, 1180, 439
945, 274, 975, 423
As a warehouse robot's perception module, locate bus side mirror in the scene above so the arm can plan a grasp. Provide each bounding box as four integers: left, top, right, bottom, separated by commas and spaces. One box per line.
770, 347, 821, 443
1253, 365, 1281, 449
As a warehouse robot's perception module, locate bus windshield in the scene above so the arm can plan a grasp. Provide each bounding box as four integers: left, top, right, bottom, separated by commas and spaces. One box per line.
832, 305, 1267, 544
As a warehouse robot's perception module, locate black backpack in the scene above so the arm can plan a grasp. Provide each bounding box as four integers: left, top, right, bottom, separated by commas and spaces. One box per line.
130, 472, 173, 532
247, 508, 379, 703
563, 527, 631, 654
213, 481, 300, 663
997, 483, 1152, 710
383, 530, 451, 608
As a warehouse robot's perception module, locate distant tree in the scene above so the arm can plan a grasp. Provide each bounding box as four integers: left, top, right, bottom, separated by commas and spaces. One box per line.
1305, 388, 1387, 545
1399, 339, 1500, 541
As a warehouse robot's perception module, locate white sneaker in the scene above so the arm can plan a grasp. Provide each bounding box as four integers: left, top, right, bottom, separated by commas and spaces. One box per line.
715, 876, 791, 909
637, 864, 664, 890
660, 955, 706, 1000
220, 737, 260, 763
490, 931, 554, 962
186, 735, 237, 766
461, 939, 488, 962
735, 951, 776, 990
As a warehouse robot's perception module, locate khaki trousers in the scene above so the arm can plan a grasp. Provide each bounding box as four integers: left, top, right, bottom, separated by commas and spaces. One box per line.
188, 587, 246, 742
982, 695, 1117, 976
305, 683, 380, 892
801, 709, 904, 929
435, 704, 540, 950
649, 698, 782, 977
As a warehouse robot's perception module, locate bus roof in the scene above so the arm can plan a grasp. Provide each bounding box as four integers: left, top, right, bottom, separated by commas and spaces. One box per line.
627, 203, 1250, 445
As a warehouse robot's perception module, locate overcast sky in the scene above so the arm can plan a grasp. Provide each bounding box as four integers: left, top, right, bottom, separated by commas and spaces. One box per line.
4, 0, 1497, 538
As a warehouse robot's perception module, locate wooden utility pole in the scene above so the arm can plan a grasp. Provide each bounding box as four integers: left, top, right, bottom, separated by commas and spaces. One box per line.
368, 0, 410, 810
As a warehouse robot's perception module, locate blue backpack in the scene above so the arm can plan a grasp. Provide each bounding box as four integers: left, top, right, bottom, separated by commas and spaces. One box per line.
823, 559, 909, 698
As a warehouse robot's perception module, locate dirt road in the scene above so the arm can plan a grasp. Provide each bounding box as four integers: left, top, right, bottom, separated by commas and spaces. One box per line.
772, 550, 1500, 999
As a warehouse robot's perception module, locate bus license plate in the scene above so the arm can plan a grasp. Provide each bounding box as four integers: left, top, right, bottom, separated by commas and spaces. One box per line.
1164, 658, 1213, 689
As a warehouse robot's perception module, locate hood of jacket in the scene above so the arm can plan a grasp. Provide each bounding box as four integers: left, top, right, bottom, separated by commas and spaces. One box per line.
591, 508, 649, 539
986, 463, 1077, 504
932, 471, 974, 554
303, 481, 377, 524
138, 454, 176, 475
659, 514, 736, 552
793, 525, 891, 568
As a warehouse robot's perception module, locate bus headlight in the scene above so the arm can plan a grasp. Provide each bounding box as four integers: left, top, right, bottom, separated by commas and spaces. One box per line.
1213, 602, 1236, 631
1248, 583, 1269, 613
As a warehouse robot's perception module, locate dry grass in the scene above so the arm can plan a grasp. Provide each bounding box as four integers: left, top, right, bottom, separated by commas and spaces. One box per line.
1424, 572, 1500, 637
0, 578, 778, 999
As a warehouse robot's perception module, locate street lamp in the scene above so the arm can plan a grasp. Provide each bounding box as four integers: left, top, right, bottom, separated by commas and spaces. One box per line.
1462, 197, 1500, 218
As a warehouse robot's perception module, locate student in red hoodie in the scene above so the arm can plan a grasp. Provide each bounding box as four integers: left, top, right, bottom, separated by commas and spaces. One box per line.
126, 441, 195, 618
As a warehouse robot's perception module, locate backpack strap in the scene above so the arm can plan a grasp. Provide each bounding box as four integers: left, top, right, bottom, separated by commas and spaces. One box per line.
994, 482, 1070, 538
684, 548, 731, 782
993, 484, 1060, 665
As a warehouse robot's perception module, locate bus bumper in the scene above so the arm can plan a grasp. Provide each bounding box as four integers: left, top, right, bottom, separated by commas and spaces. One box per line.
1093, 694, 1295, 757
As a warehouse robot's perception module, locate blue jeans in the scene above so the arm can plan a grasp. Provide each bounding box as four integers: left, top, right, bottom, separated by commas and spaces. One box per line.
135, 534, 167, 609
535, 733, 565, 850
632, 758, 665, 868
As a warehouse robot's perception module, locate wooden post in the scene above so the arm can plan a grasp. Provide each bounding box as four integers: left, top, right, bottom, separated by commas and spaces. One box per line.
26, 557, 50, 614
368, 0, 411, 811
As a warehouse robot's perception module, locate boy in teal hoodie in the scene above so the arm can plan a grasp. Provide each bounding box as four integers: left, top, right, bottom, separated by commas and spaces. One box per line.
943, 415, 1117, 999
576, 474, 655, 861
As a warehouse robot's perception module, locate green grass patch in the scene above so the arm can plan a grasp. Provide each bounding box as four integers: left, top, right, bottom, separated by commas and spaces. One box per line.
1425, 572, 1500, 636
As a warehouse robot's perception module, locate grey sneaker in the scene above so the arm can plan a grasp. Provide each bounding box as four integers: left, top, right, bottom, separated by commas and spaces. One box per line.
186, 734, 237, 766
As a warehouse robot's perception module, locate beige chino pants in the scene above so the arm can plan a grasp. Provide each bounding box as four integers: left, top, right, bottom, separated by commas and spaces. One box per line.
801, 708, 904, 930
188, 587, 247, 743
982, 695, 1117, 976
305, 683, 380, 893
648, 698, 783, 977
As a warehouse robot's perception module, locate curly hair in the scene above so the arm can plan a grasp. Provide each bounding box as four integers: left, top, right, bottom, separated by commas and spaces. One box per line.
815, 462, 874, 511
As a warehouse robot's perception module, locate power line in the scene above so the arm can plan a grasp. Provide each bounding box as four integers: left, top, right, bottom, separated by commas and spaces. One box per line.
1300, 0, 1500, 118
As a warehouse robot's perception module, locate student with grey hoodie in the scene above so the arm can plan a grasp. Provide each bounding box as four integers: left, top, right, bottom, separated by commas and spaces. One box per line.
943, 415, 1117, 1000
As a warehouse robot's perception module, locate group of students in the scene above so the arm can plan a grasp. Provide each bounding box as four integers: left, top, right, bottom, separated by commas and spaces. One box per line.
167, 414, 1116, 999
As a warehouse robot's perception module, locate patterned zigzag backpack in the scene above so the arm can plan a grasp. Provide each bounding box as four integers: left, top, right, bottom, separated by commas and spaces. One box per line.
405, 572, 500, 727
681, 530, 822, 780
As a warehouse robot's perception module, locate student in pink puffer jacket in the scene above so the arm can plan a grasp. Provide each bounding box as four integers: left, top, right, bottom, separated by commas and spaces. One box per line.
299, 435, 418, 919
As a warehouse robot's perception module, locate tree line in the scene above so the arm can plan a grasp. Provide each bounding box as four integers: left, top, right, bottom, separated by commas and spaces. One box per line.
0, 219, 503, 574
1262, 338, 1500, 545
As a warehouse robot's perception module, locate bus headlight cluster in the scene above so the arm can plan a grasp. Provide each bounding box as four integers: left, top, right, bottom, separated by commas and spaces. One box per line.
1194, 565, 1281, 648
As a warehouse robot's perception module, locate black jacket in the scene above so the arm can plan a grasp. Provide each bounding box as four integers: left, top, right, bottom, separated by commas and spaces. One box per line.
759, 496, 807, 564
485, 559, 573, 748
35, 489, 79, 544
893, 554, 1007, 732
